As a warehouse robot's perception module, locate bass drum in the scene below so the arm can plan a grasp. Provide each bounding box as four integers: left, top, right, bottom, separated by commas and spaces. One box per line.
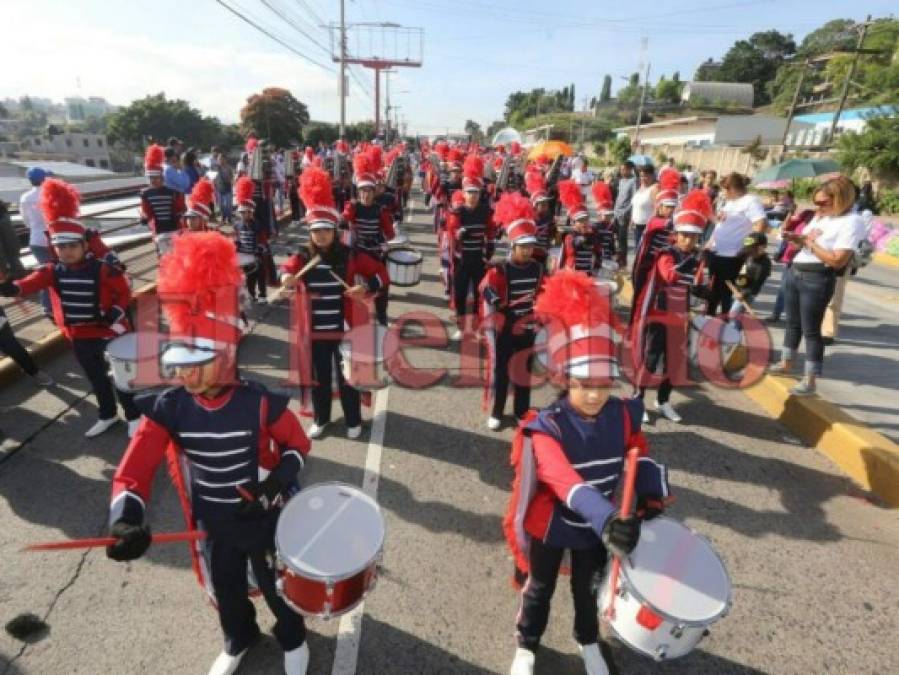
276, 483, 385, 619
386, 247, 423, 287
105, 332, 171, 393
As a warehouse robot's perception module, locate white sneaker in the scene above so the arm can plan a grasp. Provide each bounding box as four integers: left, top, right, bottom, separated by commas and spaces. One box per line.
347, 425, 362, 440
486, 416, 502, 431
642, 410, 650, 425
127, 418, 141, 438
208, 648, 247, 675
450, 328, 463, 341
307, 422, 328, 439
85, 417, 119, 438
30, 371, 55, 387
284, 642, 309, 675
656, 401, 682, 423
578, 643, 610, 675
510, 647, 535, 675
257, 297, 268, 305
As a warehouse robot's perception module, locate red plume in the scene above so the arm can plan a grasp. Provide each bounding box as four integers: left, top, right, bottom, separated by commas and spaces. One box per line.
447, 148, 465, 165
557, 180, 584, 210
353, 152, 373, 177
144, 144, 165, 169
245, 136, 258, 153
435, 141, 449, 160
235, 176, 255, 205
158, 232, 243, 335
299, 167, 335, 209
367, 145, 383, 170
591, 181, 613, 209
535, 269, 610, 328
494, 192, 535, 227
678, 189, 713, 221
304, 146, 314, 158
658, 169, 680, 191
450, 190, 465, 209
525, 170, 546, 195
510, 141, 521, 156
463, 153, 484, 181
40, 178, 80, 224
190, 178, 214, 207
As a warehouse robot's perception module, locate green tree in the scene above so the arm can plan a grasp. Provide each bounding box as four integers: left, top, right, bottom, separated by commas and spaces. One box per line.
345, 120, 376, 143
714, 30, 796, 105
0, 102, 8, 118
655, 75, 684, 104
569, 83, 576, 111
835, 112, 899, 179
107, 93, 221, 149
303, 121, 339, 147
600, 75, 612, 102
486, 119, 506, 141
464, 119, 484, 143
240, 87, 309, 147
608, 136, 632, 164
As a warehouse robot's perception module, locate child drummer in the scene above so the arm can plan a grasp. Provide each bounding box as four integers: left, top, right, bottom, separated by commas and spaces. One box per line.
504, 270, 670, 675
105, 232, 312, 675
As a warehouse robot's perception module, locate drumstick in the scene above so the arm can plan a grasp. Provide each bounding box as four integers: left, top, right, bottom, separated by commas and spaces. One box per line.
328, 269, 353, 290
604, 445, 641, 622
275, 254, 322, 300
507, 292, 535, 308
24, 530, 206, 552
724, 280, 759, 319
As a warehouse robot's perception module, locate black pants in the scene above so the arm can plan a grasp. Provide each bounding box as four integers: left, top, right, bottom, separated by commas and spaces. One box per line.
311, 338, 361, 427
639, 322, 673, 404
707, 254, 745, 316
453, 257, 486, 319
288, 181, 303, 221
783, 266, 836, 376
491, 329, 534, 419
0, 322, 38, 375
374, 291, 388, 326
245, 261, 267, 300
615, 217, 629, 266
72, 337, 139, 421
516, 537, 608, 651
205, 515, 305, 656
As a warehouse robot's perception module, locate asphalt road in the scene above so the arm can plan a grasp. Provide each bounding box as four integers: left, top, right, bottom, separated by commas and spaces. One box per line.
0, 194, 897, 675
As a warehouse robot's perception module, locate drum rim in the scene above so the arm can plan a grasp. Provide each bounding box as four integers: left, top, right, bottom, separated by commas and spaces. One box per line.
386, 247, 423, 264
276, 481, 386, 582
105, 332, 167, 362
616, 516, 733, 625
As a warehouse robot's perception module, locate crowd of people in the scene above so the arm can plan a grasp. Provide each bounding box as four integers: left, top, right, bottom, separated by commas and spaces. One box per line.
0, 132, 873, 675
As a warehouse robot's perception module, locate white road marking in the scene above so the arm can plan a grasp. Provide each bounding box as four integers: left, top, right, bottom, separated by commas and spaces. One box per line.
330, 387, 389, 675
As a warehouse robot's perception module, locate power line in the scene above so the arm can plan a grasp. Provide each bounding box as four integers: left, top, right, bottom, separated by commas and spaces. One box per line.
258, 0, 332, 55
215, 0, 335, 71
293, 0, 328, 27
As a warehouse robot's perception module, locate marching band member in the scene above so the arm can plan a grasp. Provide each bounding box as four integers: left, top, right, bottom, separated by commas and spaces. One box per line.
591, 182, 617, 264
141, 144, 186, 246
105, 232, 312, 675
631, 190, 713, 423
446, 153, 496, 339
480, 192, 544, 430
343, 153, 395, 326
0, 179, 140, 437
183, 178, 215, 232
504, 270, 669, 675
557, 180, 604, 275
234, 176, 269, 304
525, 171, 556, 265
631, 169, 681, 307
280, 168, 388, 440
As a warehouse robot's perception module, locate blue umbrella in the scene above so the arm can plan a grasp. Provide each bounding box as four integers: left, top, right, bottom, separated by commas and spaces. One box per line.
627, 154, 654, 167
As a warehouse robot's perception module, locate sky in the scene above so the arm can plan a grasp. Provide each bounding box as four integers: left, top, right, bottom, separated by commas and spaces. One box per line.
1, 0, 895, 137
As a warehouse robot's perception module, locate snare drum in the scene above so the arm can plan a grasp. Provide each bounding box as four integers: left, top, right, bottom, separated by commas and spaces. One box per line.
339, 324, 388, 391
386, 247, 423, 287
599, 517, 732, 661
547, 246, 562, 273
237, 252, 257, 275
105, 332, 168, 392
276, 483, 385, 619
155, 233, 176, 257
594, 260, 621, 295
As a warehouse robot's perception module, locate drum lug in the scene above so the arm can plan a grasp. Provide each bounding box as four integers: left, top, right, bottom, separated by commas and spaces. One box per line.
670, 624, 685, 639
654, 645, 669, 661
322, 581, 334, 620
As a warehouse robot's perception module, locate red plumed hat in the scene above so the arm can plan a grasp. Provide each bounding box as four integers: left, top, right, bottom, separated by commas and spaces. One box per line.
367, 145, 383, 171
494, 192, 537, 245
534, 269, 618, 381
353, 153, 377, 188
158, 232, 244, 367
187, 178, 215, 218
656, 168, 681, 206
299, 167, 338, 229
591, 181, 614, 212
447, 148, 464, 171
510, 141, 522, 156
462, 153, 484, 191
434, 141, 449, 160
450, 189, 465, 210
40, 178, 84, 245
674, 189, 713, 233
235, 176, 255, 212
558, 179, 588, 221
144, 144, 165, 177
525, 170, 550, 205
245, 136, 259, 153
335, 139, 349, 154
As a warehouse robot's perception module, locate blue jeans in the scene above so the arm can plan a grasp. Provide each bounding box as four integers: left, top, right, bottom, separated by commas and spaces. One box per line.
217, 190, 233, 222
782, 266, 836, 376
772, 267, 788, 319
29, 245, 53, 317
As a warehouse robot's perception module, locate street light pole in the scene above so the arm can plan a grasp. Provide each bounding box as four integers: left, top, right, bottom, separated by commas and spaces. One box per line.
339, 0, 346, 138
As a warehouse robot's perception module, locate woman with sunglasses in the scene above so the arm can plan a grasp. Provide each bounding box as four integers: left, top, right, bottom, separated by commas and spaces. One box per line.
770, 177, 867, 395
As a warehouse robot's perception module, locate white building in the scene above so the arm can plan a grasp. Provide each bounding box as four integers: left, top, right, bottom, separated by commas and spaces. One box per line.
680, 81, 755, 109
20, 132, 112, 169
65, 96, 118, 123
613, 114, 812, 148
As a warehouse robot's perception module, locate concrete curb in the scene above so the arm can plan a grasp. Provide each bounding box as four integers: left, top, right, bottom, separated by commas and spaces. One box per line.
873, 252, 899, 269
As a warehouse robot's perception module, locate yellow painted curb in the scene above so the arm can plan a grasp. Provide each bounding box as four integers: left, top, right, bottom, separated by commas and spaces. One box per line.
873, 252, 899, 269
745, 374, 899, 507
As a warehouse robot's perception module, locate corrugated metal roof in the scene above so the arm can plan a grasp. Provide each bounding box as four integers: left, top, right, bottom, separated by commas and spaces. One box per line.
681, 81, 755, 107
794, 105, 898, 124
6, 160, 115, 176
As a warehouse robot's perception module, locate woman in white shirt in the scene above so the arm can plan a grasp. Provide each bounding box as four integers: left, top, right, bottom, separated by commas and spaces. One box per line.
630, 166, 656, 255
705, 172, 768, 314
770, 177, 866, 395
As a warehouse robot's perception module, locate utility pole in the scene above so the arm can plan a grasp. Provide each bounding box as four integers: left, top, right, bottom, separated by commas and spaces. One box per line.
633, 61, 651, 149
338, 0, 346, 138
385, 70, 394, 144
781, 59, 808, 157
830, 15, 871, 140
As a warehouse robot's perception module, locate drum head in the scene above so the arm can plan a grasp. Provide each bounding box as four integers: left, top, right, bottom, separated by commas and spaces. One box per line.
624, 517, 731, 623
340, 324, 387, 363
237, 253, 256, 267
387, 248, 422, 265
276, 483, 385, 581
106, 332, 164, 361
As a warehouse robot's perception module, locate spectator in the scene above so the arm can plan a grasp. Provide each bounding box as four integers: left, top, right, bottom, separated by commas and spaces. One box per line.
612, 161, 636, 267
770, 177, 867, 395
214, 154, 235, 224
855, 181, 878, 215
683, 164, 696, 189
182, 150, 201, 192
18, 167, 53, 318
705, 172, 767, 315
767, 208, 814, 323
702, 170, 720, 204
163, 148, 190, 194
630, 166, 656, 255
571, 157, 595, 199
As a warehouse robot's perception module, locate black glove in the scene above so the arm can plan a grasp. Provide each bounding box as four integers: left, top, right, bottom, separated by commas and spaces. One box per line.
602, 513, 641, 558
0, 280, 19, 297
636, 494, 665, 521
102, 309, 122, 326
689, 284, 711, 300
106, 521, 152, 561
235, 475, 283, 520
